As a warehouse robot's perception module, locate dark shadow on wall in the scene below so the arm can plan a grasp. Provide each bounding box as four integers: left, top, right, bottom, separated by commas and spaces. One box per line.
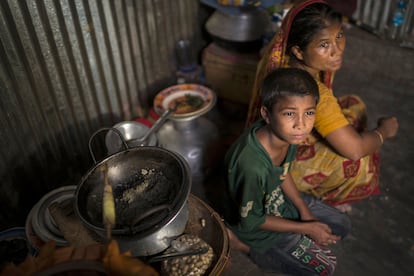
0, 113, 121, 230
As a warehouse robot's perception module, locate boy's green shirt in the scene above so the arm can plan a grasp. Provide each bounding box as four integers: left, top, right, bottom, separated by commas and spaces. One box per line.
224, 120, 300, 253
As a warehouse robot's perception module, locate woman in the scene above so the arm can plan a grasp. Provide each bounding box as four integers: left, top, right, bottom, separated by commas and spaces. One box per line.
246, 0, 399, 210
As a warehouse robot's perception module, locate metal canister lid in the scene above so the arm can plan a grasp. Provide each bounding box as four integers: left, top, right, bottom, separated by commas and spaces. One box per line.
26, 186, 77, 248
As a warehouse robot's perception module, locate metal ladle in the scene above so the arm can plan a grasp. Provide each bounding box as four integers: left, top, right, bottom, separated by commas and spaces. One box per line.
147, 246, 209, 263
131, 107, 175, 146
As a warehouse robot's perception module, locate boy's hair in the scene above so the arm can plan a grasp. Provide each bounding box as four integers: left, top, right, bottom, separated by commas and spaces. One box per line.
261, 68, 319, 111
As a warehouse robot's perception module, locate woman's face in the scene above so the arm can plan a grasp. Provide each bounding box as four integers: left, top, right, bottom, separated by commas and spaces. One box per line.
294, 23, 346, 77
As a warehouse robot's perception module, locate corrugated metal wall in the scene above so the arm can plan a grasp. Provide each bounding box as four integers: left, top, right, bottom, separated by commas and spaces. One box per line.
0, 0, 201, 228
353, 0, 414, 47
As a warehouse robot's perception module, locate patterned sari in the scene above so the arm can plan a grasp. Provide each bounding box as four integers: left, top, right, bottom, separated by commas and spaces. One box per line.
246, 0, 380, 206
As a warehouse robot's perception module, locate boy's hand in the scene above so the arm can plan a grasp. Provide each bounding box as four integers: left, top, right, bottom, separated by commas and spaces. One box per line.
305, 221, 341, 246
299, 209, 317, 222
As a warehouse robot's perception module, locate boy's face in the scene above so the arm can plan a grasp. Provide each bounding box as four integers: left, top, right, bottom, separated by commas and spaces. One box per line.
261, 95, 316, 145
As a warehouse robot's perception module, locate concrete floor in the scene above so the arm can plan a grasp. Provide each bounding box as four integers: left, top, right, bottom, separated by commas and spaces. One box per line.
194, 25, 414, 275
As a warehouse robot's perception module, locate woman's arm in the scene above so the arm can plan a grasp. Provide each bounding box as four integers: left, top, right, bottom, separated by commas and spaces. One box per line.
326, 116, 398, 161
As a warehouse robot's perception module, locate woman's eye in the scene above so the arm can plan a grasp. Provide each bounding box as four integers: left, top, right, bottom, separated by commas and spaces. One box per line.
320, 42, 329, 48
305, 111, 315, 116
284, 112, 294, 117
336, 31, 344, 40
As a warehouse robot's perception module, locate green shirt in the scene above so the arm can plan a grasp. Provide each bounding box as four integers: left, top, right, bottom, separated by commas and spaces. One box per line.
224, 120, 299, 253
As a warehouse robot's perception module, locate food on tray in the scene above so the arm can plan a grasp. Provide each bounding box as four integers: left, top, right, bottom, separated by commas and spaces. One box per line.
161, 234, 214, 276
169, 93, 204, 114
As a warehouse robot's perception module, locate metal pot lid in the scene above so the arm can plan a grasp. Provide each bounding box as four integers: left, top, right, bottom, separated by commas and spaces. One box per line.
28, 185, 76, 247
206, 8, 270, 42
25, 206, 45, 253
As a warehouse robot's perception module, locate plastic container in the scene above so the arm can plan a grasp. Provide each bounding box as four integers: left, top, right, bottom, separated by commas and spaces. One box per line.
175, 40, 197, 72
390, 0, 407, 40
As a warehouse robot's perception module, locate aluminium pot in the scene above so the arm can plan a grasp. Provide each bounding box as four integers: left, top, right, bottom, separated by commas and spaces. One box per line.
74, 128, 192, 256
205, 7, 270, 52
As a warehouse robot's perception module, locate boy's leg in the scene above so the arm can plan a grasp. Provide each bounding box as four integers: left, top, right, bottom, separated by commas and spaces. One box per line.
226, 227, 250, 253
302, 194, 352, 238
249, 234, 336, 276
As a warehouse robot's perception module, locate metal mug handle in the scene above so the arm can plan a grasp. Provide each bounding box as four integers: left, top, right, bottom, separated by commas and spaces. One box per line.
88, 127, 129, 164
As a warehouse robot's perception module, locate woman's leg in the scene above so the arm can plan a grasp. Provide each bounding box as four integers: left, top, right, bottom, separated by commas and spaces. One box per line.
290, 94, 380, 206
291, 142, 380, 206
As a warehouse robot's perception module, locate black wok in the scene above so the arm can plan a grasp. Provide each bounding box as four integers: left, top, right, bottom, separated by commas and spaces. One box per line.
74, 128, 191, 256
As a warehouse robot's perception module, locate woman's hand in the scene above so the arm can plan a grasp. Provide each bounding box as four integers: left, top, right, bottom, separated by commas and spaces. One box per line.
376, 116, 398, 140
326, 115, 398, 160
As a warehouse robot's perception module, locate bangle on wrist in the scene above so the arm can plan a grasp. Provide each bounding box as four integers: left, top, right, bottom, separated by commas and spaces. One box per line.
373, 129, 384, 145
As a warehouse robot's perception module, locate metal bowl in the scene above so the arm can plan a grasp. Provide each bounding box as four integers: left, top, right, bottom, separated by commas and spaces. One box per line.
206, 8, 270, 42
105, 121, 157, 154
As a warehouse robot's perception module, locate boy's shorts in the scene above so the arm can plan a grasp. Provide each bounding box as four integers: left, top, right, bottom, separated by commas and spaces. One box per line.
250, 234, 337, 276
287, 235, 336, 276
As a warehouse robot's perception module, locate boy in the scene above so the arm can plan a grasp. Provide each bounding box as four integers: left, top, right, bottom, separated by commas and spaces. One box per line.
223, 68, 351, 276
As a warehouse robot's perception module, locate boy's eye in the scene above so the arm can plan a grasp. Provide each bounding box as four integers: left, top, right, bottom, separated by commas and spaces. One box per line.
305, 111, 315, 116
336, 31, 344, 39
320, 42, 329, 48
284, 112, 294, 117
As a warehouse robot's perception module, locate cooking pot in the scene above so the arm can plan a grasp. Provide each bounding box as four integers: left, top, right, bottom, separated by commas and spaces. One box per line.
74, 128, 191, 256
205, 7, 270, 52
105, 121, 158, 154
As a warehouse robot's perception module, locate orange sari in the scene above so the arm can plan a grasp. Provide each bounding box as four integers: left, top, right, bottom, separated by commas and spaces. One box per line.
246, 0, 380, 206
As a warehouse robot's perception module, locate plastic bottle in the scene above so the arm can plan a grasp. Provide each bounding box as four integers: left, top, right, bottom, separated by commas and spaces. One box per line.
390, 0, 407, 40
262, 12, 282, 46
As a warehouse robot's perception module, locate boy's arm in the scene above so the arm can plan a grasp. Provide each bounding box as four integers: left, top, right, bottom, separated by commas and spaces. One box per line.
259, 214, 339, 246
259, 172, 340, 245
280, 172, 314, 221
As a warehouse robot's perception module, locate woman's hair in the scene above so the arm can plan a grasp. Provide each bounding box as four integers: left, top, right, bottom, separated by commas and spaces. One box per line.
286, 2, 343, 58
261, 68, 319, 111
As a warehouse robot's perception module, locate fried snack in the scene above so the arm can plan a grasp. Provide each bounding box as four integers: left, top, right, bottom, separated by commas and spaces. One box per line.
103, 185, 115, 234
161, 234, 214, 276
102, 164, 116, 239
0, 240, 159, 276
103, 240, 159, 276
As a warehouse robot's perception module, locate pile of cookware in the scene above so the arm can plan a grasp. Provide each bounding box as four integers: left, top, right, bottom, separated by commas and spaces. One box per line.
23, 83, 230, 274
75, 141, 192, 256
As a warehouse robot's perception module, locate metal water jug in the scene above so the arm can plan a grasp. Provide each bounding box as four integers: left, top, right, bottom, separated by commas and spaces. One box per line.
153, 84, 220, 195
